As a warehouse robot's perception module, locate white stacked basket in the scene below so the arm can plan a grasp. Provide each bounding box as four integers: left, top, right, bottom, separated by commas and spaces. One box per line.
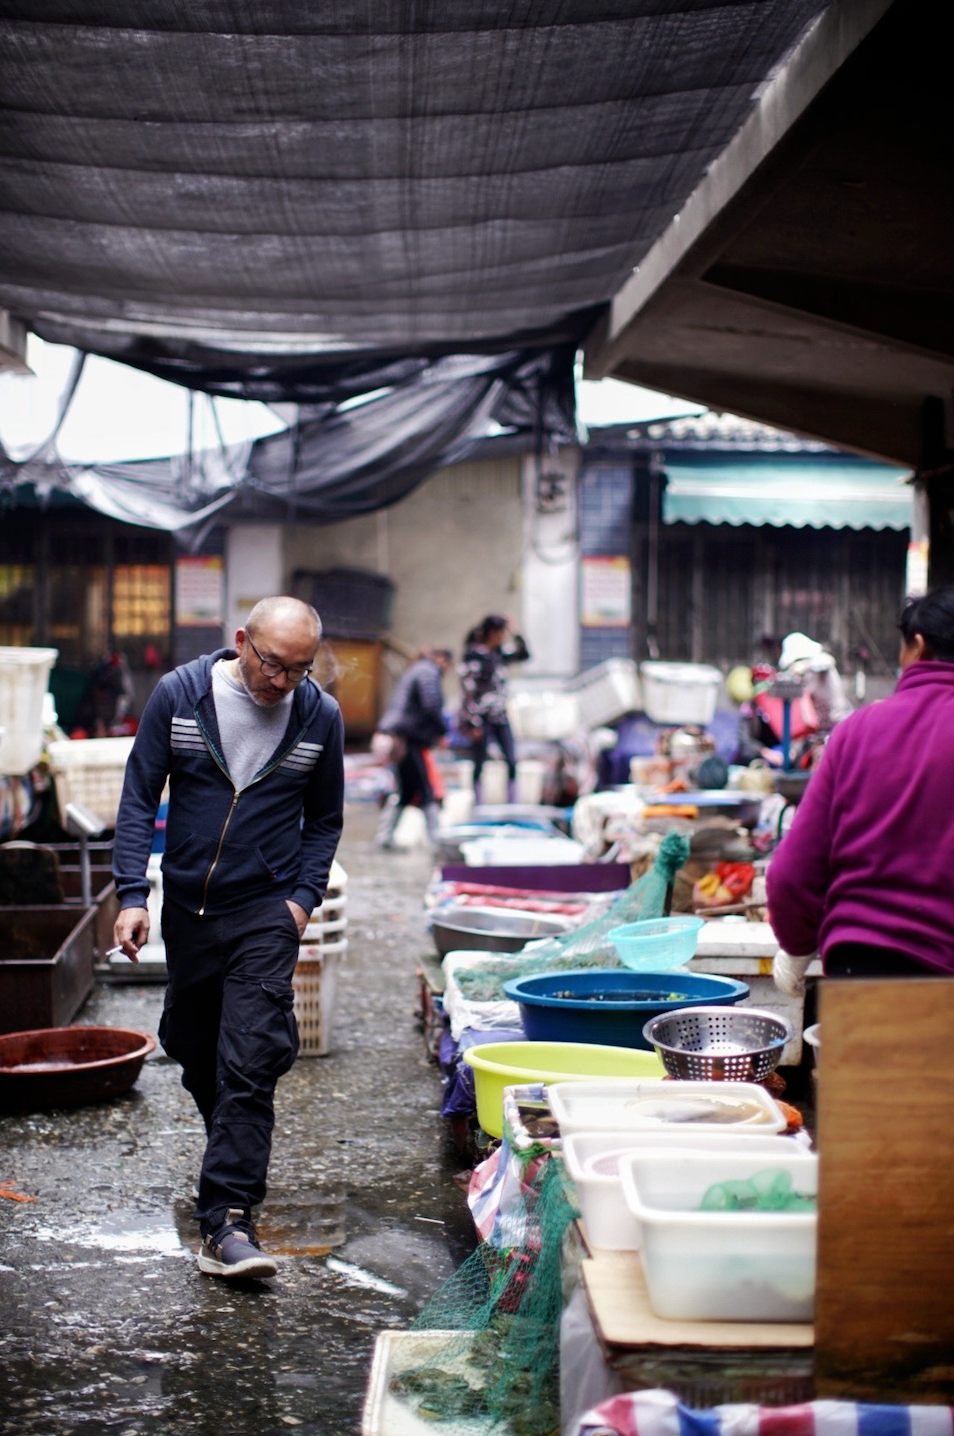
293, 858, 348, 1056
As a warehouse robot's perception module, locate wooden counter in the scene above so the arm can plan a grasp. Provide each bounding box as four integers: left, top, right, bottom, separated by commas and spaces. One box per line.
580, 1247, 814, 1406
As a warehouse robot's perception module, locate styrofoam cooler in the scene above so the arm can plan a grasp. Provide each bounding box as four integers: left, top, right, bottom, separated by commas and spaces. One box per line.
516, 758, 546, 804
478, 759, 508, 804
0, 646, 58, 776
639, 661, 723, 725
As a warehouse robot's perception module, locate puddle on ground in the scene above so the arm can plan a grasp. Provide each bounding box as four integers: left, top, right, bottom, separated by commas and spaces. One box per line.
326, 1256, 408, 1296
29, 1208, 189, 1257
24, 1187, 351, 1262
257, 1189, 347, 1255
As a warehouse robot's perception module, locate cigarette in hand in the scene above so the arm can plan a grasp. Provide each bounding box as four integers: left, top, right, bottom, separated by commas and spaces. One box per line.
105, 944, 140, 964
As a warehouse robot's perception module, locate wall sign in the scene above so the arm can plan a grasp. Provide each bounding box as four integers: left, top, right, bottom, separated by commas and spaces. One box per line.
175, 556, 224, 627
580, 555, 631, 628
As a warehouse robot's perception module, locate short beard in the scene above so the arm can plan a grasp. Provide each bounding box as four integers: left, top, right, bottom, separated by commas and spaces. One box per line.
237, 649, 277, 705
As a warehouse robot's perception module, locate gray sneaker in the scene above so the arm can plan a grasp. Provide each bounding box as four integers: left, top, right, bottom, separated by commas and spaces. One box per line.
198, 1208, 277, 1280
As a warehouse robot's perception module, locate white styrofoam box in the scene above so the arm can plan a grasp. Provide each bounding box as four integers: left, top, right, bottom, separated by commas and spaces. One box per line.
547, 1078, 787, 1138
454, 759, 475, 790
516, 758, 547, 804
477, 759, 508, 804
639, 661, 723, 726
507, 688, 581, 741
690, 923, 823, 1066
442, 786, 475, 826
0, 646, 58, 776
567, 659, 642, 729
459, 834, 586, 866
619, 1146, 818, 1321
563, 1129, 805, 1252
362, 1330, 483, 1436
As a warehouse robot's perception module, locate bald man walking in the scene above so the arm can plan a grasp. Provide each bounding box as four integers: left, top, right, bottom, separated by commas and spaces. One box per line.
112, 596, 344, 1280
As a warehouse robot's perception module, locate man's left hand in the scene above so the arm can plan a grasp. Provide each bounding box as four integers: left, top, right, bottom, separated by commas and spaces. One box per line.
286, 900, 309, 938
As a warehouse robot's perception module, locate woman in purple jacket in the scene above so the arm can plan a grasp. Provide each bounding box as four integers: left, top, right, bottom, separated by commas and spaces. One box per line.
767, 586, 954, 979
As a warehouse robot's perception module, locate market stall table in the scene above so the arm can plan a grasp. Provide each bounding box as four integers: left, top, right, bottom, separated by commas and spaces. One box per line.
569, 1244, 814, 1423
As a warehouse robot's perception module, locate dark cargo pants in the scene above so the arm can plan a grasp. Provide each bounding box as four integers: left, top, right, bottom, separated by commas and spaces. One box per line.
158, 896, 301, 1226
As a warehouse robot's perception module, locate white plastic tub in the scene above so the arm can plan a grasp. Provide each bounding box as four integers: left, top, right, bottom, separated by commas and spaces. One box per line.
562, 1129, 804, 1252
619, 1147, 818, 1321
0, 646, 58, 776
548, 1078, 788, 1138
640, 661, 723, 726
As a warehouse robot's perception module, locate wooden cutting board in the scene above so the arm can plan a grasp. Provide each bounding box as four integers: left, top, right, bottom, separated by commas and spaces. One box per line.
814, 977, 954, 1400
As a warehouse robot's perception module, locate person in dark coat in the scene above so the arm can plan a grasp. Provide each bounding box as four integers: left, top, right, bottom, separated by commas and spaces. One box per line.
375, 647, 452, 849
112, 596, 344, 1281
458, 614, 529, 803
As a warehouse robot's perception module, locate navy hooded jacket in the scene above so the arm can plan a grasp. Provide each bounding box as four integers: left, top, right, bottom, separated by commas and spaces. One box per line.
112, 650, 344, 918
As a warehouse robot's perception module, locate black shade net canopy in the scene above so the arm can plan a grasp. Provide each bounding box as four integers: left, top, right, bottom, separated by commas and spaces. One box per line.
0, 0, 832, 527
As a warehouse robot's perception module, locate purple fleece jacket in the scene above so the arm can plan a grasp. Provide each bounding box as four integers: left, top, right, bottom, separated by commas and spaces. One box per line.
766, 660, 954, 973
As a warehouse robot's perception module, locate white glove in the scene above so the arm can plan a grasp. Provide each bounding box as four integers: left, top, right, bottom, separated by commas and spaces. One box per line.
772, 948, 814, 998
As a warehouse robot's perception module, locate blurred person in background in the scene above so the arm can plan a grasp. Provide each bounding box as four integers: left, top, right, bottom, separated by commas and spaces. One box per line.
374, 647, 452, 849
458, 614, 529, 803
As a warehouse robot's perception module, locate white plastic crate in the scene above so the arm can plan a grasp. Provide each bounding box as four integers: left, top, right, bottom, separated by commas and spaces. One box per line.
639, 661, 723, 725
0, 646, 58, 776
567, 658, 641, 729
295, 859, 348, 1055
293, 941, 347, 1056
301, 890, 348, 943
47, 735, 136, 827
507, 689, 581, 741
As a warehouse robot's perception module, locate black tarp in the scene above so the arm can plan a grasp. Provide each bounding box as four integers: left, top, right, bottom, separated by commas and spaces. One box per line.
1, 345, 577, 536
0, 0, 832, 523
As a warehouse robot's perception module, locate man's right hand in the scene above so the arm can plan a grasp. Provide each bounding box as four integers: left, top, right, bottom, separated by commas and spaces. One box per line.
112, 907, 150, 965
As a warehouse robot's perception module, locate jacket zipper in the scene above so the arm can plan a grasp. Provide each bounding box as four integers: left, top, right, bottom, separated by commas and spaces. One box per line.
194, 697, 311, 913
199, 789, 240, 915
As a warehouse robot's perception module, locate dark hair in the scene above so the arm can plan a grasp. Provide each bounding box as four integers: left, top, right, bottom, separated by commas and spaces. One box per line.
476, 614, 508, 642
898, 586, 954, 661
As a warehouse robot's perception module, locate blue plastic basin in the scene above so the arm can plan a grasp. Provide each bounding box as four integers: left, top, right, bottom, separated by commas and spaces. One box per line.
502, 968, 750, 1050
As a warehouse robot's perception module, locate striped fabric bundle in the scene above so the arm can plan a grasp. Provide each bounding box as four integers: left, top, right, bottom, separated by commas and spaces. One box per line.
573, 1388, 954, 1436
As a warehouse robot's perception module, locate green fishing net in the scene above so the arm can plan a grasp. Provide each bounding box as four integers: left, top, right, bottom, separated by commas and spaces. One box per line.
391, 1159, 578, 1436
454, 832, 691, 1003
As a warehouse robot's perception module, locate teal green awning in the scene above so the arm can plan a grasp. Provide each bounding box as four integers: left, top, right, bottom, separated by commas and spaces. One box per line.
663, 459, 912, 531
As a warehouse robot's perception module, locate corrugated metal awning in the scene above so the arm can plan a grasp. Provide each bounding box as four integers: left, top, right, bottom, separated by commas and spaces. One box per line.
663, 459, 912, 531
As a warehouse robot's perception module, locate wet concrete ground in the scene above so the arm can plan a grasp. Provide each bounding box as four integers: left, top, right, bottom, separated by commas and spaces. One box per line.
0, 802, 477, 1436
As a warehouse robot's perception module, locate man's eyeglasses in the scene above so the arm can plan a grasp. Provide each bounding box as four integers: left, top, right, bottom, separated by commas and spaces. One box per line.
245, 632, 313, 683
